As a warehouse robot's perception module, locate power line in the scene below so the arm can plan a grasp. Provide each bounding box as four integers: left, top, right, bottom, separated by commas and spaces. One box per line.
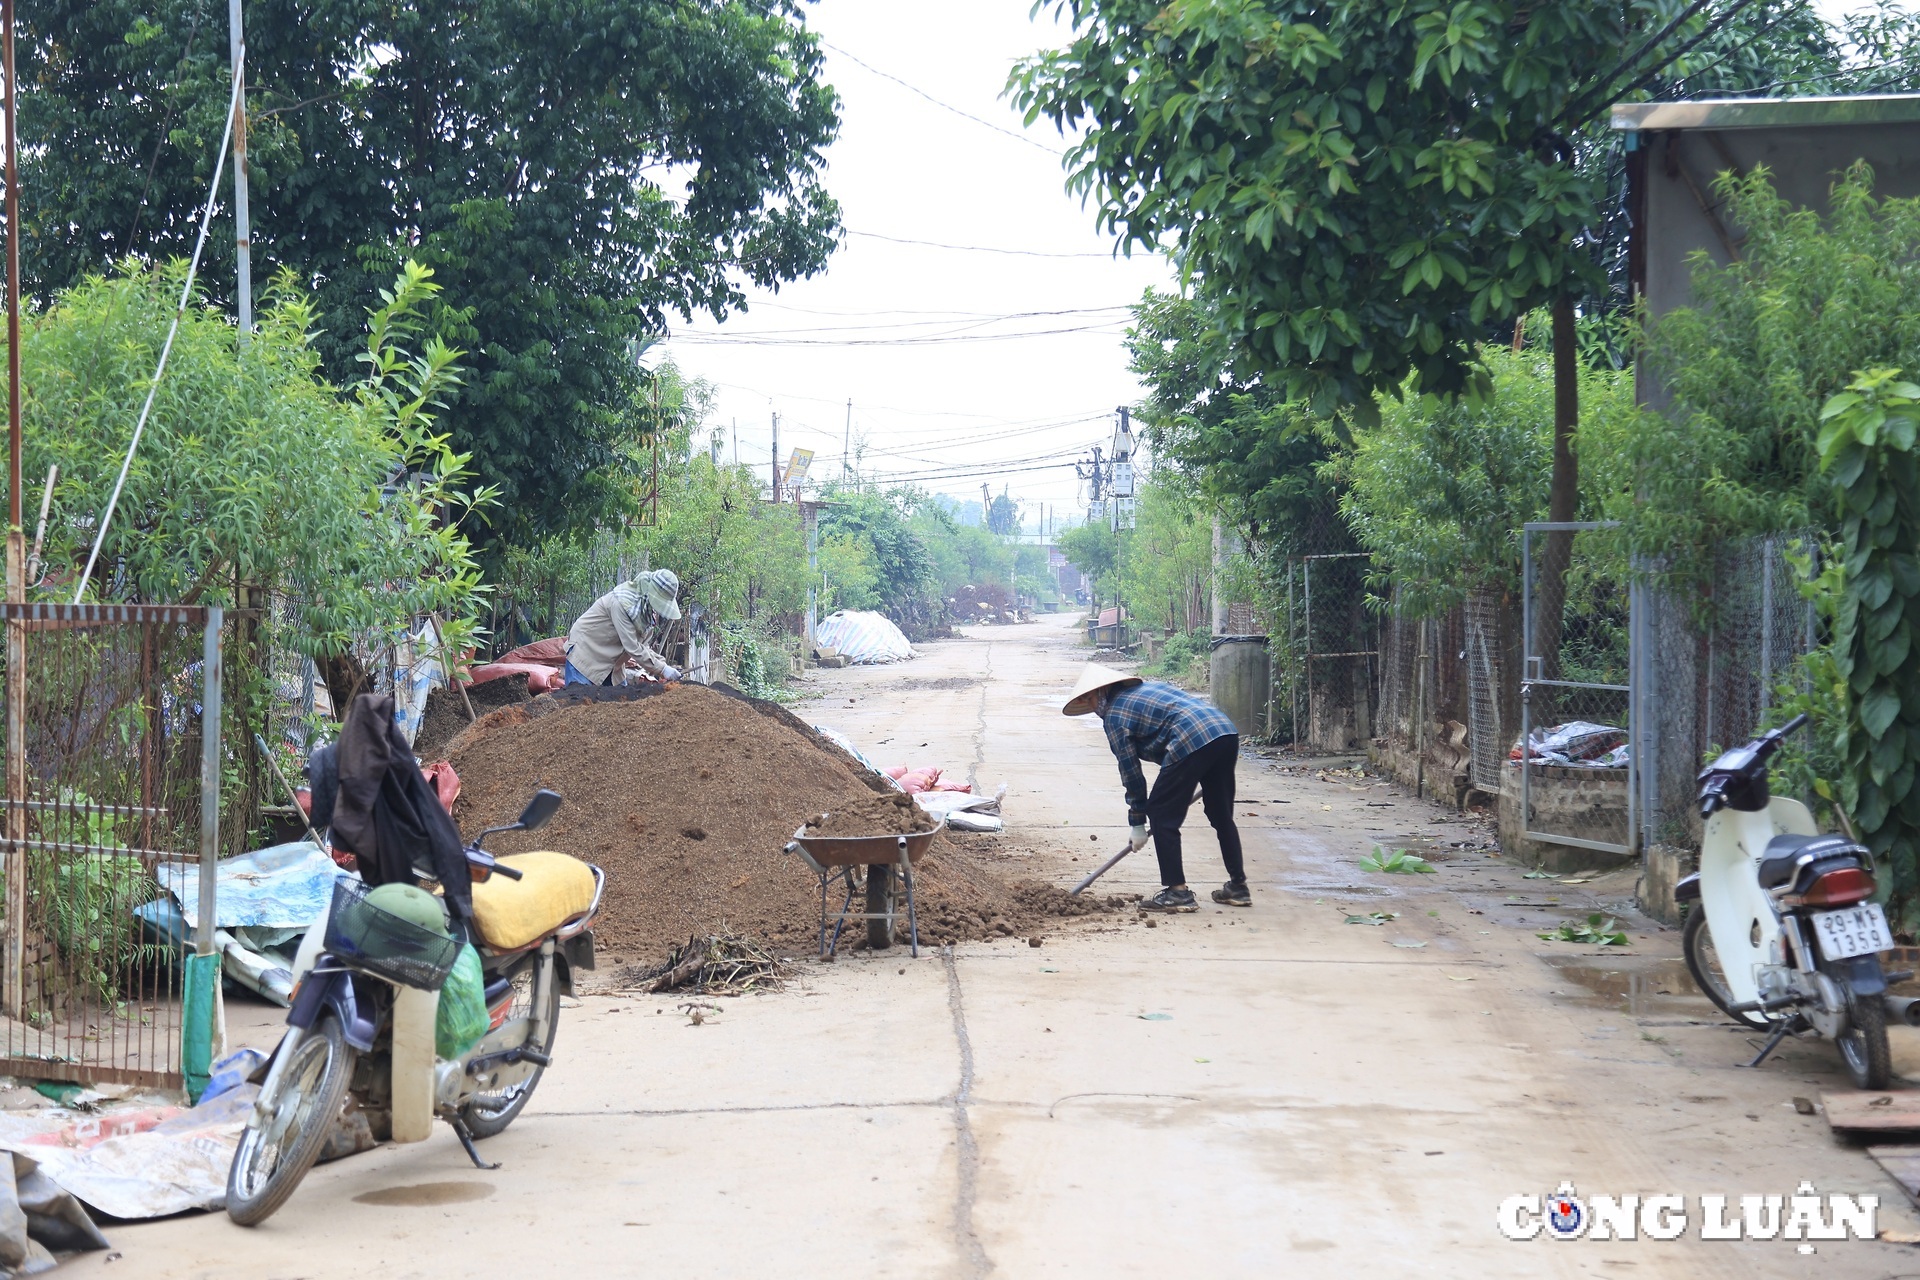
823, 39, 1061, 155
845, 229, 1125, 259
682, 305, 1132, 340
672, 320, 1132, 348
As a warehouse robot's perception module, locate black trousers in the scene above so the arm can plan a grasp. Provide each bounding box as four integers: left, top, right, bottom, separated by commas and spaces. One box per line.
1144, 734, 1243, 888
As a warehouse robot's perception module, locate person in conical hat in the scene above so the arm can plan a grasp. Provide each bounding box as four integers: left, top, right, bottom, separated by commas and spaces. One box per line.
1063, 662, 1247, 911
564, 569, 684, 686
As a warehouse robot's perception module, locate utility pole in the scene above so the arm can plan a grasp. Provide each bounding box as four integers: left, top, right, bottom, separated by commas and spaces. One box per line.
771, 411, 781, 503
732, 417, 738, 467
843, 398, 851, 482
229, 0, 252, 342
3, 0, 26, 1016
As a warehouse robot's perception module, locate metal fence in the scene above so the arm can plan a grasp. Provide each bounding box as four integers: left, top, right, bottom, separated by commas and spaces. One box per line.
1, 604, 222, 1088
1520, 522, 1637, 854
1635, 532, 1818, 851
1280, 553, 1378, 752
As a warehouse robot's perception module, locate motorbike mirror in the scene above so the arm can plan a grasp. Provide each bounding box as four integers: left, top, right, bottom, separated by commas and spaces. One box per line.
516, 789, 563, 832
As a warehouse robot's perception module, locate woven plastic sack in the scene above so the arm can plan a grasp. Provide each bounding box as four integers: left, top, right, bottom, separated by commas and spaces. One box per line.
435, 945, 489, 1060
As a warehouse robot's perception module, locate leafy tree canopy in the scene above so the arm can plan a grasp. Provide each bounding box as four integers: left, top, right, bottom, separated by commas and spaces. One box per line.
21, 260, 492, 655
1015, 1, 1895, 413
1632, 164, 1920, 596
22, 0, 841, 551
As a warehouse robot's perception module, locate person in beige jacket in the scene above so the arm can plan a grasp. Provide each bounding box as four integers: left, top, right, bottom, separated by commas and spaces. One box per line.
563, 570, 683, 685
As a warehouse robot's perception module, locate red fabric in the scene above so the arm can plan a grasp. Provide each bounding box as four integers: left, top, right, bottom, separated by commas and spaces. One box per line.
498, 637, 567, 667
470, 661, 565, 692
420, 761, 461, 813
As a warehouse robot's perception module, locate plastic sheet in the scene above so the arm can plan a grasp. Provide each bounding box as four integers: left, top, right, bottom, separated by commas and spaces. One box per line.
151, 840, 346, 932
814, 610, 914, 664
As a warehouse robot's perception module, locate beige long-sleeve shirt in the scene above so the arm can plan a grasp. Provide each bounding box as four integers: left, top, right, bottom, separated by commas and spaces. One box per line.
565, 585, 671, 684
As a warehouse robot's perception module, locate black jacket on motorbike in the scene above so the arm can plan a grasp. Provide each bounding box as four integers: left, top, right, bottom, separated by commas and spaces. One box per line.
306, 693, 474, 921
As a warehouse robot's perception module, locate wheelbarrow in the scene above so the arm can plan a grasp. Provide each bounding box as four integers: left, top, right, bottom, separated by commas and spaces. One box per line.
785, 817, 946, 959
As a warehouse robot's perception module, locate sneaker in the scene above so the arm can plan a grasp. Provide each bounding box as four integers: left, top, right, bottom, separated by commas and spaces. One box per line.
1211, 881, 1251, 907
1141, 886, 1199, 913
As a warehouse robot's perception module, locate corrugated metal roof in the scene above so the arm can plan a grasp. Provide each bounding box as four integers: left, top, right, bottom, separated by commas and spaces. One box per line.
1611, 93, 1920, 131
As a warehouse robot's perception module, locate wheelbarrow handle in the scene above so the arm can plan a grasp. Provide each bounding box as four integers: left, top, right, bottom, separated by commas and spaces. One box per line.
1070, 844, 1132, 896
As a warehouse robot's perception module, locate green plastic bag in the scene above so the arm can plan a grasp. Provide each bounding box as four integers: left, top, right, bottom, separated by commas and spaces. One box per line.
435, 945, 490, 1060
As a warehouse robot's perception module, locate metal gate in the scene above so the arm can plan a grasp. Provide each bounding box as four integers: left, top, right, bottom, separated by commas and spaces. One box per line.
1285, 553, 1378, 752
1, 604, 222, 1087
1520, 523, 1639, 856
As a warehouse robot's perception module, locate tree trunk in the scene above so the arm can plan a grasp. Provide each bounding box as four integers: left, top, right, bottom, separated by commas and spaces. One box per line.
320, 650, 369, 720
1531, 296, 1581, 705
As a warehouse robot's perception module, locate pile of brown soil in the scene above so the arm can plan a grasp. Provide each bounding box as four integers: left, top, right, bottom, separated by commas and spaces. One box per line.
803, 791, 936, 838
415, 673, 533, 760
446, 683, 1087, 962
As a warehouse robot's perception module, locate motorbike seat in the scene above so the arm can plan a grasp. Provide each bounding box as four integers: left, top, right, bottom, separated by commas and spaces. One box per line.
468, 851, 598, 951
1756, 833, 1860, 890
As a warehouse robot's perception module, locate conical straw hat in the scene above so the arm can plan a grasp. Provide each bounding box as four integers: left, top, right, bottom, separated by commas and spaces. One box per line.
1062, 663, 1142, 716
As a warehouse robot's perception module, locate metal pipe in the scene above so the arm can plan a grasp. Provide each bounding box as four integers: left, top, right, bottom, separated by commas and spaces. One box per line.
198, 608, 224, 956
5, 0, 19, 533
229, 0, 252, 340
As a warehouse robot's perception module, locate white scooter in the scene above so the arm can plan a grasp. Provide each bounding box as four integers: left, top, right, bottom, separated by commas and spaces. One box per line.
1679, 714, 1916, 1089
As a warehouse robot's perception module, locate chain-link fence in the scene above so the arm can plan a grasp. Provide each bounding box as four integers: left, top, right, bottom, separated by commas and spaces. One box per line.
1277, 553, 1378, 752
1635, 532, 1819, 851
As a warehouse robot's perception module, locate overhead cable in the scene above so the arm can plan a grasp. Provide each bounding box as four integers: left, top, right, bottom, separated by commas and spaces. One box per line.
823, 39, 1062, 155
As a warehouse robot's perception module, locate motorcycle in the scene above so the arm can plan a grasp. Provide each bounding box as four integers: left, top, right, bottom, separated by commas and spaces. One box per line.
226, 788, 603, 1225
1679, 714, 1914, 1088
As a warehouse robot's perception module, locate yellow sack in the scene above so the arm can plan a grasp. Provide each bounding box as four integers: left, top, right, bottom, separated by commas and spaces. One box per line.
469, 851, 597, 951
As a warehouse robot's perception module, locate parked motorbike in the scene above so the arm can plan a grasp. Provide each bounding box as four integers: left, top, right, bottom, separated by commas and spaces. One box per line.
1679, 714, 1914, 1089
225, 788, 603, 1225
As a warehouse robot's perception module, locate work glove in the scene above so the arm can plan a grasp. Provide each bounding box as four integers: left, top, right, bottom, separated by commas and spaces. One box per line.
661, 664, 683, 682
1129, 824, 1150, 852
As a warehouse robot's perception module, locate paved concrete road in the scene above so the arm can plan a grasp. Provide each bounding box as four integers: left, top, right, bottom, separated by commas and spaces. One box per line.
106, 614, 1920, 1278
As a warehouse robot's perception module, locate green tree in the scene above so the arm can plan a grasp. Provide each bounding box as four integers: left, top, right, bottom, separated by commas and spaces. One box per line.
1118, 470, 1214, 634
1013, 0, 1872, 669
1335, 343, 1635, 617
1059, 520, 1119, 602
1817, 370, 1920, 928
22, 260, 491, 658
1631, 164, 1920, 599
22, 0, 842, 553
818, 487, 944, 635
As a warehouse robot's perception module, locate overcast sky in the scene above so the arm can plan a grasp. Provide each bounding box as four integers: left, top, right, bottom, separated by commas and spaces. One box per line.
660, 0, 1170, 528
662, 1, 1900, 527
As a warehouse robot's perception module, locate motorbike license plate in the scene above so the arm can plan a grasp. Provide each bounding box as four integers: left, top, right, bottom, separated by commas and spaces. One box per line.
1811, 903, 1893, 960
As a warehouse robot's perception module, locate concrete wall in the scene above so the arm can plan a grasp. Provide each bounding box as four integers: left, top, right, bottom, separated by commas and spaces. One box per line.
1496, 762, 1635, 875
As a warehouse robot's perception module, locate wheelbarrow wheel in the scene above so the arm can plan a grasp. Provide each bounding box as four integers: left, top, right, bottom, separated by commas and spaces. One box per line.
866, 864, 895, 950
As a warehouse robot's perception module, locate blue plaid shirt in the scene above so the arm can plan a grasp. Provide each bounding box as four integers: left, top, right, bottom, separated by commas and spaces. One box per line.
1100, 681, 1237, 823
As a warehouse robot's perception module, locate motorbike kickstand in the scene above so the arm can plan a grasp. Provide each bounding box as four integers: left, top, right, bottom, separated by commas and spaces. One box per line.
449, 1118, 500, 1171
1744, 1020, 1795, 1070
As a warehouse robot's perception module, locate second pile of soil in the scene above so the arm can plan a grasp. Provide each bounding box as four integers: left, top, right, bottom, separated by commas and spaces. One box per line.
447, 684, 1106, 963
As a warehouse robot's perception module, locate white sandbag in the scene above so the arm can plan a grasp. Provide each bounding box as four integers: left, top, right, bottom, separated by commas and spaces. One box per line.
814, 611, 914, 664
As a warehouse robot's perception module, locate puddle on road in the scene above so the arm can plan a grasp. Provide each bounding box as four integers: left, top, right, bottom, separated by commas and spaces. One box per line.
353, 1181, 497, 1207
1542, 955, 1707, 1017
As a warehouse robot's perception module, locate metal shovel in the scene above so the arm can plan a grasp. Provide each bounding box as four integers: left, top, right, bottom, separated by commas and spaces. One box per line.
1070, 843, 1132, 896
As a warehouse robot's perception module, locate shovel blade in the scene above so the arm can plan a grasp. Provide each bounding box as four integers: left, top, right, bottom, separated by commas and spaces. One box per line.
1070, 845, 1131, 895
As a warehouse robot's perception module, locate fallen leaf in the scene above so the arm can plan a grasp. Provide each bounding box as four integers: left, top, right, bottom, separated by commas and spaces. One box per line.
728, 875, 750, 890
